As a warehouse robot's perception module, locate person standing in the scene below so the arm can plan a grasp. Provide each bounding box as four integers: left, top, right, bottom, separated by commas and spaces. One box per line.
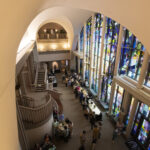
65, 77, 68, 87
79, 130, 86, 150
89, 114, 95, 130
112, 128, 119, 144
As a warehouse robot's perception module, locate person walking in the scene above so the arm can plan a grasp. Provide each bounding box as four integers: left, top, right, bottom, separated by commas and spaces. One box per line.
91, 125, 99, 150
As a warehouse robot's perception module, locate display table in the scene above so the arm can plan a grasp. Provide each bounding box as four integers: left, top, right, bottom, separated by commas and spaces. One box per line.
88, 99, 101, 115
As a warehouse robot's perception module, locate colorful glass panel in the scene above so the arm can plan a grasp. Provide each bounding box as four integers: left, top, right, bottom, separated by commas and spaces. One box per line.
119, 29, 145, 81
100, 18, 120, 104
138, 120, 150, 145
85, 17, 92, 81
112, 85, 124, 118
80, 27, 84, 52
125, 97, 134, 126
91, 13, 103, 93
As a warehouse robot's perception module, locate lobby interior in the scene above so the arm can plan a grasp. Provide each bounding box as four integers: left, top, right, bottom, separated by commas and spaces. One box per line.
0, 0, 150, 150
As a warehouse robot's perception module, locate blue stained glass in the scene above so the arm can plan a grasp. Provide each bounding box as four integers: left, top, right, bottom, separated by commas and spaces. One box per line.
91, 13, 103, 93
112, 85, 124, 117
84, 17, 92, 81
148, 144, 150, 150
101, 17, 120, 104
138, 120, 150, 144
80, 27, 84, 52
119, 29, 145, 81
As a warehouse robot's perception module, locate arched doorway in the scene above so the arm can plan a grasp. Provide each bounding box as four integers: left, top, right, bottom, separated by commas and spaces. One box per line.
52, 61, 59, 72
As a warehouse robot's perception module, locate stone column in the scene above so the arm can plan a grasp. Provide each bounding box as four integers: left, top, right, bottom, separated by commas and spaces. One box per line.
98, 15, 106, 99
78, 57, 80, 74
119, 91, 131, 122
83, 22, 86, 80
89, 14, 95, 88
114, 25, 124, 76
126, 99, 138, 138
137, 50, 150, 88
108, 80, 116, 114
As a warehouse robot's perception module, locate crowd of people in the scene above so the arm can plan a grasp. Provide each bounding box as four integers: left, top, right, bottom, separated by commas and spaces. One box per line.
62, 72, 103, 150
52, 107, 73, 143
33, 134, 56, 150
33, 70, 125, 150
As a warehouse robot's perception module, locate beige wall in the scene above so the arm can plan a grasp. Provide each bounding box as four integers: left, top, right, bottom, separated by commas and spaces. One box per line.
39, 53, 70, 62
37, 39, 70, 51
1, 0, 150, 149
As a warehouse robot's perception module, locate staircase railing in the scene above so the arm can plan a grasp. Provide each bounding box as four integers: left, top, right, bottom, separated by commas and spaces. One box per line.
34, 63, 39, 88
43, 63, 48, 85
16, 101, 29, 150
48, 89, 63, 113
18, 94, 53, 129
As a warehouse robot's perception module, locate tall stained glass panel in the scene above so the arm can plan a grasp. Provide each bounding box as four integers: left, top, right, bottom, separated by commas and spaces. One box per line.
85, 17, 92, 81
112, 85, 124, 118
100, 18, 120, 104
125, 97, 134, 126
91, 13, 103, 93
80, 27, 84, 53
119, 29, 145, 81
131, 102, 150, 145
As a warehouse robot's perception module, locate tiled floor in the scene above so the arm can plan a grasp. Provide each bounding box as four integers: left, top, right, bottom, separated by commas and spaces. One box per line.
54, 74, 128, 150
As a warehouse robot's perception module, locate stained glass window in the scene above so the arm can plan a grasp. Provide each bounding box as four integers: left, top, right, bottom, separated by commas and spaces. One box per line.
91, 13, 103, 93
119, 29, 145, 81
137, 119, 150, 145
100, 18, 120, 104
112, 85, 124, 118
144, 61, 150, 88
85, 17, 92, 81
80, 59, 83, 74
80, 27, 84, 52
131, 102, 150, 148
125, 97, 134, 126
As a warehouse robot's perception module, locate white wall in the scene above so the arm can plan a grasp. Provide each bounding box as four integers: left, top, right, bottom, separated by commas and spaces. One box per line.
39, 52, 70, 62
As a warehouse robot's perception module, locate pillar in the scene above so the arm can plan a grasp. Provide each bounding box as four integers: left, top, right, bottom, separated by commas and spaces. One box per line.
137, 50, 150, 88
83, 22, 86, 80
126, 99, 138, 138
108, 80, 116, 114
98, 16, 106, 99
114, 25, 124, 76
78, 57, 80, 74
119, 91, 131, 122
89, 14, 95, 88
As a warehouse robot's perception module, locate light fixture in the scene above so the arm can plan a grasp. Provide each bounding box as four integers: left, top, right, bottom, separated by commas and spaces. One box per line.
63, 43, 68, 49
51, 44, 57, 50
43, 29, 47, 33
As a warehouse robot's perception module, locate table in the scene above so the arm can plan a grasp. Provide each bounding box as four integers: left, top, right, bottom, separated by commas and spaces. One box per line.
88, 99, 101, 115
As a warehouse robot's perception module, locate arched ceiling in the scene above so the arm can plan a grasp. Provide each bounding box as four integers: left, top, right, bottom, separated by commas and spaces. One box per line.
18, 7, 92, 52
1, 0, 150, 94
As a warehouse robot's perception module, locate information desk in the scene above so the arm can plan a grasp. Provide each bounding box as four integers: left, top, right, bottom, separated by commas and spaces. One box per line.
88, 99, 101, 115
